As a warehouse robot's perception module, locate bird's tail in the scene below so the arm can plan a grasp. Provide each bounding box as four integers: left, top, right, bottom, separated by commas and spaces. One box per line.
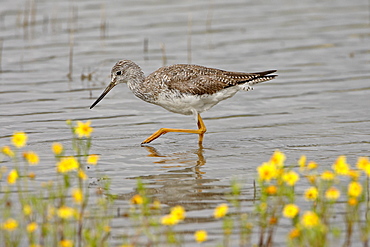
237, 70, 277, 91
247, 70, 277, 86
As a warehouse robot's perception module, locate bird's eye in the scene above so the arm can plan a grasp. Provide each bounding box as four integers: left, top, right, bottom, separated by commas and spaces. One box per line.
116, 71, 122, 75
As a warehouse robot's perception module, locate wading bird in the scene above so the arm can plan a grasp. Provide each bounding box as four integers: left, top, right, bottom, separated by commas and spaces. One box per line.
90, 60, 277, 144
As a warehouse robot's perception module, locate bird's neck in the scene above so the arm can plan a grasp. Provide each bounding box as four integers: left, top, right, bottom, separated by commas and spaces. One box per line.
126, 69, 154, 102
127, 66, 145, 89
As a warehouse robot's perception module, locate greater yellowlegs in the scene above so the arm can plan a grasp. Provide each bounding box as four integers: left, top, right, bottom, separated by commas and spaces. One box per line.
90, 60, 277, 144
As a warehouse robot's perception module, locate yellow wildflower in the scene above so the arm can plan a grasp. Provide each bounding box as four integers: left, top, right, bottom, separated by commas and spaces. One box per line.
348, 170, 360, 180
12, 132, 27, 148
301, 211, 320, 228
307, 161, 318, 170
282, 170, 300, 186
130, 194, 144, 205
283, 204, 300, 218
161, 214, 179, 226
27, 222, 38, 233
288, 228, 300, 239
332, 155, 350, 175
325, 187, 340, 200
357, 157, 369, 170
348, 197, 358, 206
298, 155, 306, 171
265, 185, 278, 195
57, 206, 75, 219
306, 175, 317, 184
78, 169, 88, 180
7, 169, 18, 184
170, 205, 186, 221
257, 162, 278, 182
52, 143, 64, 155
363, 164, 370, 177
23, 205, 33, 216
2, 146, 15, 157
304, 186, 318, 201
194, 230, 208, 243
214, 203, 228, 219
348, 181, 362, 197
59, 239, 73, 247
23, 151, 39, 165
87, 154, 99, 165
270, 150, 286, 167
1, 218, 18, 231
321, 171, 335, 181
72, 188, 83, 204
57, 157, 79, 173
75, 120, 93, 138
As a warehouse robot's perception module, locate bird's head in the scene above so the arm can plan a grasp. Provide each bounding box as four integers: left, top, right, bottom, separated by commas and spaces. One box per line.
90, 60, 142, 109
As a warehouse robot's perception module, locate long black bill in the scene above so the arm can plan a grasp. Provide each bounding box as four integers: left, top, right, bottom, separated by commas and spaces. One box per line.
90, 81, 116, 109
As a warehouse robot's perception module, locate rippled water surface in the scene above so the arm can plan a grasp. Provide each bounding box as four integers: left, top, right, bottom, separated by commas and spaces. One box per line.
1, 0, 370, 245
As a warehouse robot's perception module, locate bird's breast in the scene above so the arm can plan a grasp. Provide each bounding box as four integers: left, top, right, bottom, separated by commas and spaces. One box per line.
153, 87, 239, 115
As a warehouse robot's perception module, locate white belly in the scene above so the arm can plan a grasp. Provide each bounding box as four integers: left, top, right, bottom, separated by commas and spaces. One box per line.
154, 87, 240, 115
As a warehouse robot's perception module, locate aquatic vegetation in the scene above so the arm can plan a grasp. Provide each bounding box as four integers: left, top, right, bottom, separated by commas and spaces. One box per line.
1, 120, 111, 247
1, 120, 370, 246
253, 150, 370, 247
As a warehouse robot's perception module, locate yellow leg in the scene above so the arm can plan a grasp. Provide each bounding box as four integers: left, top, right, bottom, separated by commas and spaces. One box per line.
196, 114, 206, 144
141, 114, 207, 144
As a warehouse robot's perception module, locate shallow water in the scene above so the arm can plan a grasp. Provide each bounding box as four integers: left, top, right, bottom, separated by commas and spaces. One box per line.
1, 0, 370, 245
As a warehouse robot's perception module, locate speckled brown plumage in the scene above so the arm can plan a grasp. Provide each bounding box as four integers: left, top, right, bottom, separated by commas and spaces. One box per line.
146, 64, 276, 96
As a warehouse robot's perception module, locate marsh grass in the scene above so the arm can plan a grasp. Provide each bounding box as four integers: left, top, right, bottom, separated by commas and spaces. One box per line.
1, 121, 370, 246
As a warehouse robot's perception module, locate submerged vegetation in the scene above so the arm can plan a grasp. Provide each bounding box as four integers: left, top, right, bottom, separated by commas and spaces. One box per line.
1, 120, 370, 246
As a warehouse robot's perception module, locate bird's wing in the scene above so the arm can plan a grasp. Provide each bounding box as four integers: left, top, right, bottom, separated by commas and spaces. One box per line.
147, 64, 277, 95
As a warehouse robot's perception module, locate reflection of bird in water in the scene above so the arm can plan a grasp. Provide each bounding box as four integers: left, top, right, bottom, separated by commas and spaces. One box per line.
90, 60, 277, 144
114, 145, 220, 208
144, 145, 206, 169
